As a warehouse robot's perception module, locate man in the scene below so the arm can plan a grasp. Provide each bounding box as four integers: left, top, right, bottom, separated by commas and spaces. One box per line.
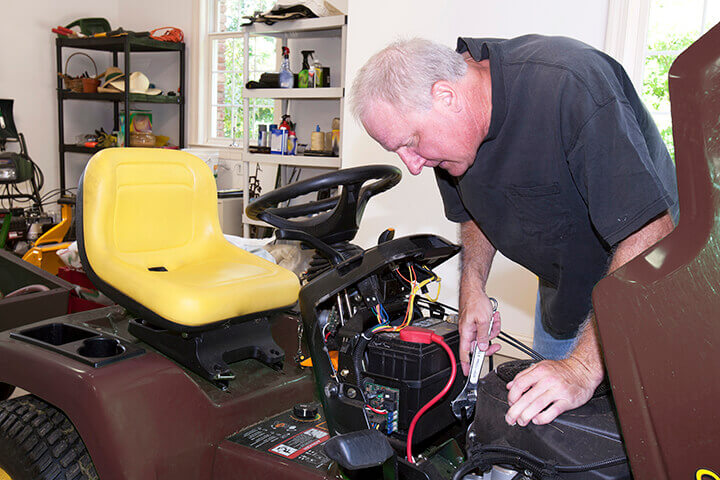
350, 36, 678, 426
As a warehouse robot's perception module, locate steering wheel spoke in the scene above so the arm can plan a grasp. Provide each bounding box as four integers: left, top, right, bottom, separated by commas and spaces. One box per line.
246, 165, 402, 245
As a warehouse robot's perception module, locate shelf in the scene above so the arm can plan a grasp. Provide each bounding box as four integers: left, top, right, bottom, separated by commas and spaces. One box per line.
210, 15, 346, 40
241, 214, 270, 228
63, 144, 102, 154
56, 35, 184, 52
243, 153, 341, 168
59, 91, 183, 104
243, 87, 343, 99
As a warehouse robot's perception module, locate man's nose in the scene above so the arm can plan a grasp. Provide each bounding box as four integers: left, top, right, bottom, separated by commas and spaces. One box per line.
397, 148, 423, 176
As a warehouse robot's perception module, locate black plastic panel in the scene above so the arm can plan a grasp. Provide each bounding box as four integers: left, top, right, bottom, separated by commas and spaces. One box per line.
11, 322, 144, 368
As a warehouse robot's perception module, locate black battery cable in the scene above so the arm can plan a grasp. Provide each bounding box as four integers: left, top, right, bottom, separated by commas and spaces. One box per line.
414, 297, 546, 361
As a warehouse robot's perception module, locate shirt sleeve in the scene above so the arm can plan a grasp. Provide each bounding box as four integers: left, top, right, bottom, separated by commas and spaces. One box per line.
566, 99, 674, 246
433, 167, 472, 223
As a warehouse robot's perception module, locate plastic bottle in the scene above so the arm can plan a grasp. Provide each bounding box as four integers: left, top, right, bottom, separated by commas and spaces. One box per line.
280, 114, 294, 131
298, 50, 314, 88
279, 46, 293, 88
311, 57, 323, 88
270, 128, 284, 154
288, 131, 297, 155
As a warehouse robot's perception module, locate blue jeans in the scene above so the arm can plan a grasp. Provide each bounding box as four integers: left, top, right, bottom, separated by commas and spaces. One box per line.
533, 291, 577, 360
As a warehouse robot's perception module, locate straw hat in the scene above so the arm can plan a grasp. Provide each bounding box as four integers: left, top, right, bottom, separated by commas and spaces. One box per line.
96, 67, 124, 93
109, 72, 161, 95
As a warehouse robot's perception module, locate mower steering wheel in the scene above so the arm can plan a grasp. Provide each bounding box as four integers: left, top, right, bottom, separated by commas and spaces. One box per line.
246, 165, 402, 246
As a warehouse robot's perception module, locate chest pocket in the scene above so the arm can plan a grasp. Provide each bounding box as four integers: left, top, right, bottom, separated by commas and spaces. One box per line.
505, 183, 573, 245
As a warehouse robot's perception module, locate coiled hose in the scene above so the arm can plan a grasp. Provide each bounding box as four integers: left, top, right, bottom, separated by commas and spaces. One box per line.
452, 444, 628, 480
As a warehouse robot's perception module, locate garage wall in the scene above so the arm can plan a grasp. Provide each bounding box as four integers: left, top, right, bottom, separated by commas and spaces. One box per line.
342, 0, 610, 346
115, 0, 194, 159
0, 1, 194, 208
0, 2, 122, 208
3, 0, 611, 349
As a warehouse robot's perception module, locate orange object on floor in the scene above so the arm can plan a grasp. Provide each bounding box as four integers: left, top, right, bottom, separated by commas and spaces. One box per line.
22, 200, 73, 275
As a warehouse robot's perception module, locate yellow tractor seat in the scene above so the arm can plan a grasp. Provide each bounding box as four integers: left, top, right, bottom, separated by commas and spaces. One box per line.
76, 148, 300, 385
77, 148, 300, 330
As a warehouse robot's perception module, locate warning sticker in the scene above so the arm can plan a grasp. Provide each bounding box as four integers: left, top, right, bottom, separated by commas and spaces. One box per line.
228, 407, 332, 470
269, 427, 330, 459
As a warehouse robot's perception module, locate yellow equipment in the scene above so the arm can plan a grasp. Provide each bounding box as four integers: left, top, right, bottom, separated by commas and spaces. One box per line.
22, 198, 74, 275
78, 147, 300, 328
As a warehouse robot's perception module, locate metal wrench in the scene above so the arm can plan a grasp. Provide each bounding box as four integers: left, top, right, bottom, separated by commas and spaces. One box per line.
450, 297, 498, 421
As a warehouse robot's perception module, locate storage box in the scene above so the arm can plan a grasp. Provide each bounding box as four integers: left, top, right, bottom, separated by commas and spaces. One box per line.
0, 249, 73, 330
119, 109, 153, 145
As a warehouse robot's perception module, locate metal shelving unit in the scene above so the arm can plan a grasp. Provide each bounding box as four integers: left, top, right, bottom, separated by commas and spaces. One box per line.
239, 15, 347, 235
55, 35, 186, 193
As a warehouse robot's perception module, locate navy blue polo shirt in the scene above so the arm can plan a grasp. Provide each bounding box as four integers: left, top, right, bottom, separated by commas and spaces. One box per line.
435, 35, 678, 339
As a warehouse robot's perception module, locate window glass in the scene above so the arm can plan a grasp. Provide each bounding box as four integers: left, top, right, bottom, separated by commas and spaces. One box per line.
210, 0, 277, 142
215, 0, 275, 33
642, 0, 720, 158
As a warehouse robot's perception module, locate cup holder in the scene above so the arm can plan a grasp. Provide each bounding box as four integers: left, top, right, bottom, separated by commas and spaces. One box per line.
77, 337, 125, 358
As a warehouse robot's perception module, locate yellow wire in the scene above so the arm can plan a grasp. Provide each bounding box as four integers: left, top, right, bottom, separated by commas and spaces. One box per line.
374, 265, 442, 334
424, 276, 441, 302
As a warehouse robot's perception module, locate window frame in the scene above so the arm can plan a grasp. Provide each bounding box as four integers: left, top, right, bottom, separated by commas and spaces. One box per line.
605, 0, 717, 159
604, 0, 652, 87
189, 0, 279, 149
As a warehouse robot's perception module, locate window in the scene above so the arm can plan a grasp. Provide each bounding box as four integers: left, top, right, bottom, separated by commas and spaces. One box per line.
607, 0, 720, 159
640, 0, 720, 158
201, 0, 277, 145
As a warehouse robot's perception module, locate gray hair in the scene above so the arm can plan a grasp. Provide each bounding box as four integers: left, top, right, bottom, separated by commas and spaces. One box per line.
350, 38, 468, 121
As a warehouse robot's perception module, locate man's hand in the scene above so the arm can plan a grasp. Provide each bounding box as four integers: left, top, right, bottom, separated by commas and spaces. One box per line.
504, 356, 603, 426
458, 293, 502, 375
504, 212, 675, 426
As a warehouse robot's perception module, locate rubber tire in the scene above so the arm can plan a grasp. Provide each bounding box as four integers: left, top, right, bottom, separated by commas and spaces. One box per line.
0, 396, 98, 480
0, 385, 14, 402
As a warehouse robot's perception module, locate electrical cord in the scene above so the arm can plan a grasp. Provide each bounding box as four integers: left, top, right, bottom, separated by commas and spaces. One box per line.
149, 27, 184, 43
398, 326, 457, 463
453, 443, 628, 480
414, 297, 546, 361
4, 284, 50, 298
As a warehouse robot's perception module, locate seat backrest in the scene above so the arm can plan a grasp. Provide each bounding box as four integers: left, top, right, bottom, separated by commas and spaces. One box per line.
79, 148, 223, 277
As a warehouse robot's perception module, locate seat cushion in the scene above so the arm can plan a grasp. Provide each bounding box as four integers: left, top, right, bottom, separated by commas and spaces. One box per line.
79, 148, 300, 328
100, 239, 300, 326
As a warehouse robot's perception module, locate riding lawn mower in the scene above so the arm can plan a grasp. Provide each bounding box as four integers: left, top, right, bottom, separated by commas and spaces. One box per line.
0, 20, 718, 480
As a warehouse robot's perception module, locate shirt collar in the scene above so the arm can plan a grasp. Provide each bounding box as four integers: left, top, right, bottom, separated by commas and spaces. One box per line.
456, 37, 507, 142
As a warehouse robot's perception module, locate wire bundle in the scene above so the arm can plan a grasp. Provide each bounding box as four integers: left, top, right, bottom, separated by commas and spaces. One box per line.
371, 265, 441, 335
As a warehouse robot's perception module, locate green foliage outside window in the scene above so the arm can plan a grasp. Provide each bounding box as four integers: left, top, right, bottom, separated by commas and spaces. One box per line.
641, 33, 695, 159
216, 0, 276, 141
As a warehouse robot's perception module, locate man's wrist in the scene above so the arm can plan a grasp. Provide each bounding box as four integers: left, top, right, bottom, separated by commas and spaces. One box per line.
460, 266, 487, 291
565, 354, 604, 387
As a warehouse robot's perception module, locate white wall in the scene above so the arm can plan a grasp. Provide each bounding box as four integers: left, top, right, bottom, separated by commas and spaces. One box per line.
0, 0, 193, 206
2, 0, 611, 349
343, 0, 610, 347
1, 2, 122, 205
116, 0, 194, 150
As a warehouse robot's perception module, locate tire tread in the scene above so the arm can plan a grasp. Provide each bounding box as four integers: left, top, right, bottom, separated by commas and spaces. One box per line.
0, 396, 98, 480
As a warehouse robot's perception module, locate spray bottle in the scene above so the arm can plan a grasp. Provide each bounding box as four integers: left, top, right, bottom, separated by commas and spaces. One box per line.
279, 46, 293, 88
310, 56, 323, 87
298, 50, 315, 88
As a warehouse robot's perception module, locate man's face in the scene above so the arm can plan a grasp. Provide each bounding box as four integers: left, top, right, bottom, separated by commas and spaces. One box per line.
362, 100, 480, 177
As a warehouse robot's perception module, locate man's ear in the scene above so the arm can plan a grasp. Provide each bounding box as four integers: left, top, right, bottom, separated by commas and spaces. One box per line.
431, 80, 461, 113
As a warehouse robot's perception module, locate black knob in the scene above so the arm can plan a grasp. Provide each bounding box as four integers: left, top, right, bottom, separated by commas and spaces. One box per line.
293, 402, 319, 420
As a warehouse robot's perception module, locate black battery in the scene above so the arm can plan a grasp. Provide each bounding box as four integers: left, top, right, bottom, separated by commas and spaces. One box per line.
363, 316, 464, 443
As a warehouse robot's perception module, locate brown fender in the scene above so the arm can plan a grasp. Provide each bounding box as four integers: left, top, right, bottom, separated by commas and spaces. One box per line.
0, 307, 318, 480
593, 22, 720, 479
